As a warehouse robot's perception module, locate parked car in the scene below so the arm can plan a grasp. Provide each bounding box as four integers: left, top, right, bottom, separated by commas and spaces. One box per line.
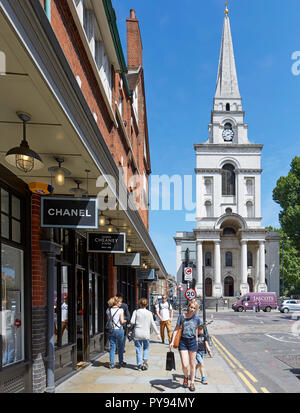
232, 292, 278, 312
278, 300, 300, 313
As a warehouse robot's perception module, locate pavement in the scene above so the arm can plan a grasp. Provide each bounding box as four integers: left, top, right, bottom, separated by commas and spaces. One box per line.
55, 310, 247, 394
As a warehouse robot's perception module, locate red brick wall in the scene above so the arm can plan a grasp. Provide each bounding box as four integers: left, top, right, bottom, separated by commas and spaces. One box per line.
49, 1, 149, 229
126, 11, 143, 69
31, 194, 47, 307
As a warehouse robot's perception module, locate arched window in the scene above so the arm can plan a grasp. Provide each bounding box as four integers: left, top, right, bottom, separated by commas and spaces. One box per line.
246, 201, 254, 218
205, 200, 212, 217
205, 252, 212, 267
225, 208, 232, 214
204, 179, 212, 195
247, 251, 253, 267
225, 251, 233, 267
246, 179, 253, 195
222, 164, 235, 195
226, 103, 230, 111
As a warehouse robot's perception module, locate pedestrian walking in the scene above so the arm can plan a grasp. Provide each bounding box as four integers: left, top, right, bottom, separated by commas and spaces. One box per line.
169, 299, 202, 392
195, 325, 213, 385
257, 299, 261, 312
155, 295, 174, 344
106, 296, 127, 369
116, 292, 131, 353
130, 298, 161, 371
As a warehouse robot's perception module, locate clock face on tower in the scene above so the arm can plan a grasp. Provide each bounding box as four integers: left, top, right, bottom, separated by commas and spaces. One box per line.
223, 122, 234, 142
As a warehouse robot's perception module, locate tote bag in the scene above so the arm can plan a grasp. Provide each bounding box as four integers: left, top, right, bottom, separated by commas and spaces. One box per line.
166, 351, 176, 371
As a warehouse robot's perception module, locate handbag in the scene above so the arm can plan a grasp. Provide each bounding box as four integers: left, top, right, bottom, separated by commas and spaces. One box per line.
166, 351, 176, 371
172, 316, 185, 348
127, 324, 135, 342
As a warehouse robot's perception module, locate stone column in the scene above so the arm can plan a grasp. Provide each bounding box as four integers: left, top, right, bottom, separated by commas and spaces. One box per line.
196, 240, 203, 297
258, 240, 267, 292
213, 240, 222, 297
240, 240, 249, 295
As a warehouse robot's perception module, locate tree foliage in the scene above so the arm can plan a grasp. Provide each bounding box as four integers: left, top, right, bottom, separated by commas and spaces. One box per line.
272, 157, 300, 295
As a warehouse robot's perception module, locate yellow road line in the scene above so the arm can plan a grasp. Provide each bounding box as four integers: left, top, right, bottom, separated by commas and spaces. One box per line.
237, 371, 258, 393
212, 338, 236, 369
212, 335, 257, 383
261, 387, 270, 393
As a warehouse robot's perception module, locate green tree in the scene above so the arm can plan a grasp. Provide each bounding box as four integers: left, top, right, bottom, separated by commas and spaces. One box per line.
273, 156, 300, 249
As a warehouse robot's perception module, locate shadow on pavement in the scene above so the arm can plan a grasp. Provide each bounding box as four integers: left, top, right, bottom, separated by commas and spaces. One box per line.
150, 374, 184, 392
90, 360, 137, 370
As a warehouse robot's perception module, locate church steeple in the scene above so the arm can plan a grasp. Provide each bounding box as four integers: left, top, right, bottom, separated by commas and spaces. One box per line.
214, 9, 242, 111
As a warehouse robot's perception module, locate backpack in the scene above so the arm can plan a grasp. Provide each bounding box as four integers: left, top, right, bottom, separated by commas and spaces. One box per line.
159, 301, 170, 311
105, 308, 120, 334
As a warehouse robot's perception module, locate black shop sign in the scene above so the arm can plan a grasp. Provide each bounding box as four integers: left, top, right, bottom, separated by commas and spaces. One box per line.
87, 232, 126, 253
41, 197, 98, 228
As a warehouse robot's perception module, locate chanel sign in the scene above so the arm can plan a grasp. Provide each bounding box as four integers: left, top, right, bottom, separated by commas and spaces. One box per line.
41, 197, 98, 228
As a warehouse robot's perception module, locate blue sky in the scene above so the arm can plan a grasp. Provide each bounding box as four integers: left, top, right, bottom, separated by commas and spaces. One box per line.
113, 0, 300, 277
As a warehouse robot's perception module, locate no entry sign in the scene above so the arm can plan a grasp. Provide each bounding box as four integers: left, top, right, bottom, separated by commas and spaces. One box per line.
184, 267, 193, 282
185, 288, 197, 301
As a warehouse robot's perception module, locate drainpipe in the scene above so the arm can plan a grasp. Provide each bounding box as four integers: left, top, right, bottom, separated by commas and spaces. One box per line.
40, 239, 61, 393
44, 0, 51, 22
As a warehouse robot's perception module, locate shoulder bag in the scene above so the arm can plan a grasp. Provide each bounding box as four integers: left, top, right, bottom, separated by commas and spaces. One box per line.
172, 316, 185, 349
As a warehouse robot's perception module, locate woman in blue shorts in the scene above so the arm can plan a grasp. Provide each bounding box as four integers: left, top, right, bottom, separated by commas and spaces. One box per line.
170, 299, 202, 392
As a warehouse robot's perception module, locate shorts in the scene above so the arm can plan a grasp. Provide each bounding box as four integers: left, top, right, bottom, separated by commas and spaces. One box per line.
178, 336, 197, 352
196, 351, 205, 364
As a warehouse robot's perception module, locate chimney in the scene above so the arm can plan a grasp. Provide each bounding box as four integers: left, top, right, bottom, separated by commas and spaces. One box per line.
126, 9, 143, 69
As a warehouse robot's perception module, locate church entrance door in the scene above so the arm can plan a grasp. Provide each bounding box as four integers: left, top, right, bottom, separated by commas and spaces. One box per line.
224, 276, 234, 297
205, 278, 212, 297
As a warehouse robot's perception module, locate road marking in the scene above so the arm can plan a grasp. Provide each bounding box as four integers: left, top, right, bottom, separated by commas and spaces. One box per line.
212, 335, 257, 383
212, 338, 236, 369
237, 371, 258, 393
265, 333, 300, 344
261, 387, 270, 393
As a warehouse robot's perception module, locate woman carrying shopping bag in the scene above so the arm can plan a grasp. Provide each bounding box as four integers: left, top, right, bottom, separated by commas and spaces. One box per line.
169, 299, 202, 392
130, 298, 161, 371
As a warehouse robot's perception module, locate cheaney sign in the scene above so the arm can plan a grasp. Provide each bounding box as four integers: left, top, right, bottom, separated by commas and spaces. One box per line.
41, 197, 98, 228
87, 232, 126, 253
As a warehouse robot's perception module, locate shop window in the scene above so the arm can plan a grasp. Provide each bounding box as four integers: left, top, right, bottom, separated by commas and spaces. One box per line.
54, 265, 70, 347
1, 244, 24, 367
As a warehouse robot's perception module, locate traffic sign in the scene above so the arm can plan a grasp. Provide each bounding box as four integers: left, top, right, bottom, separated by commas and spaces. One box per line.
185, 288, 197, 301
177, 283, 184, 291
184, 267, 193, 281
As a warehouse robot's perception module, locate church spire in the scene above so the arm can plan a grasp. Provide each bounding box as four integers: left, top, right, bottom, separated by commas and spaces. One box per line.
214, 8, 241, 104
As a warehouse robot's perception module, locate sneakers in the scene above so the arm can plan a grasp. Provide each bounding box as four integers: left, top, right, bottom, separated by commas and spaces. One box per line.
201, 376, 208, 385
141, 361, 148, 371
108, 364, 115, 369
183, 377, 189, 388
189, 383, 195, 392
137, 365, 143, 371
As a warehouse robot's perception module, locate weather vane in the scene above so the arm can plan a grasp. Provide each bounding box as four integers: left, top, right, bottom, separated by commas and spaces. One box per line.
225, 0, 229, 15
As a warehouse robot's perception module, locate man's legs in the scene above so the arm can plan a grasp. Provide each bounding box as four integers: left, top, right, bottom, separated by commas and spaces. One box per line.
160, 321, 166, 343
166, 320, 172, 343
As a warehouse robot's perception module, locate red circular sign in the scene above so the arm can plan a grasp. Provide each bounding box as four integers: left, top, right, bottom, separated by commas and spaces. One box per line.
185, 288, 197, 301
14, 319, 21, 328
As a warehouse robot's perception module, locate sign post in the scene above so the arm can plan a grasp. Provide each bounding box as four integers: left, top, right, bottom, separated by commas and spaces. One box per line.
177, 283, 184, 315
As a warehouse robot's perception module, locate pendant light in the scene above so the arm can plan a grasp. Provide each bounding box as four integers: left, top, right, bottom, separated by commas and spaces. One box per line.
127, 242, 132, 253
107, 218, 114, 233
48, 157, 71, 186
98, 211, 106, 226
69, 179, 88, 198
5, 112, 43, 173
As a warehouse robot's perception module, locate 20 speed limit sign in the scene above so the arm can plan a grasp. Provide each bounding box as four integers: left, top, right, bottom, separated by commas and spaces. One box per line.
185, 288, 197, 301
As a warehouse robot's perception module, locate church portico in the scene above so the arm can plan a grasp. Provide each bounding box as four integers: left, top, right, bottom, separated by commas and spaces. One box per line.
174, 5, 280, 299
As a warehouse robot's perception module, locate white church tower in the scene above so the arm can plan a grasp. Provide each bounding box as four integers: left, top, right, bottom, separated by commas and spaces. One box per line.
175, 5, 280, 299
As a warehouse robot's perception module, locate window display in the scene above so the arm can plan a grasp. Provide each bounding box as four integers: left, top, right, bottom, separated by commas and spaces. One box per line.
1, 244, 24, 367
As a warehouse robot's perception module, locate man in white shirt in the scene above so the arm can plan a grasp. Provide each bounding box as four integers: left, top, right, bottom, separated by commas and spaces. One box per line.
155, 295, 173, 344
